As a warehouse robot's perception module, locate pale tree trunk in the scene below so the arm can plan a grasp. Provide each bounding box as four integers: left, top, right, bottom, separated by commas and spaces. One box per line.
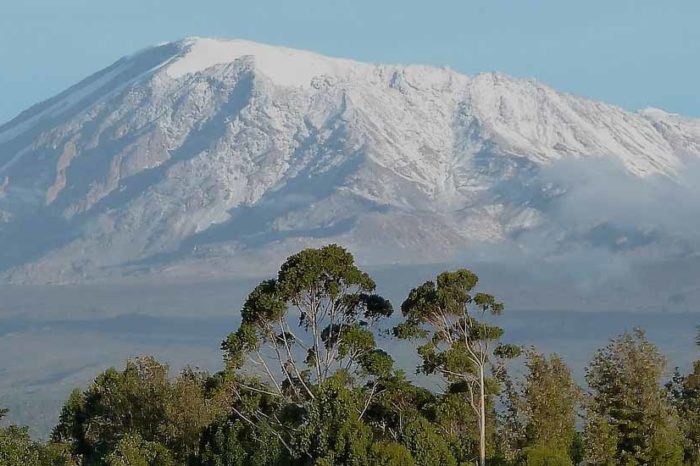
479, 364, 486, 466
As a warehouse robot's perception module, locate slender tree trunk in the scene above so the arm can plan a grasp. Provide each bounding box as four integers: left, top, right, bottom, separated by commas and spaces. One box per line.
479, 364, 486, 466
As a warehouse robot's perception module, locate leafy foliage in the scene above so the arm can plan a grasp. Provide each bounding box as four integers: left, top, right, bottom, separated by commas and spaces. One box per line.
584, 329, 684, 466
105, 433, 174, 466
51, 357, 230, 464
667, 327, 700, 465
496, 351, 580, 464
523, 352, 580, 454
290, 376, 374, 464
223, 244, 394, 400
0, 423, 40, 466
394, 268, 519, 466
198, 417, 289, 466
401, 417, 457, 466
522, 445, 573, 466
4, 246, 700, 466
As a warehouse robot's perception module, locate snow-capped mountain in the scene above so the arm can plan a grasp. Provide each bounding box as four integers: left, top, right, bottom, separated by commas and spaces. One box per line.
1, 37, 699, 284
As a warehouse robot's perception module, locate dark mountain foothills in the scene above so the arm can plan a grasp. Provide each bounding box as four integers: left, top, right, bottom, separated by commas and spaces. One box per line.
2, 245, 700, 466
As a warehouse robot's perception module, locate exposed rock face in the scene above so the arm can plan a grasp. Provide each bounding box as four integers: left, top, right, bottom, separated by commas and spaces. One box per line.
1, 37, 699, 283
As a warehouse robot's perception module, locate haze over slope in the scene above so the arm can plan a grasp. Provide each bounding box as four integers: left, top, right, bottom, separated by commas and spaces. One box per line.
1, 37, 699, 297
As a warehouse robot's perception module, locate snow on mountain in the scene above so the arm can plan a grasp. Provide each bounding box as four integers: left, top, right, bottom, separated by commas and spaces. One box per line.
0, 37, 699, 284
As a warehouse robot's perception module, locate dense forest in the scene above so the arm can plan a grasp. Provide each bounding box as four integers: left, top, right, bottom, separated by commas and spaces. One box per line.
2, 244, 699, 466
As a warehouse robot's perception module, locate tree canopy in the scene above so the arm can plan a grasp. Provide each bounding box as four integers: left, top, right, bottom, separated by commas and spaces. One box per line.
1, 245, 698, 466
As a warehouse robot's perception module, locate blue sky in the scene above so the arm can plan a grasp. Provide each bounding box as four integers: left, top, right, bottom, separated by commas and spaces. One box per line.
1, 0, 698, 123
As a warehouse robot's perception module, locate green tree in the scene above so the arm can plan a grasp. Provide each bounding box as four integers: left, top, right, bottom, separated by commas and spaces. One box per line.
30, 246, 695, 466
52, 357, 229, 463
36, 441, 78, 466
222, 245, 395, 457
667, 326, 700, 464
522, 444, 572, 466
584, 329, 683, 465
198, 416, 289, 466
162, 367, 231, 460
522, 352, 579, 457
496, 352, 580, 464
0, 409, 40, 466
495, 368, 526, 463
369, 441, 415, 466
53, 357, 171, 460
393, 269, 520, 466
105, 433, 174, 466
1, 409, 76, 466
401, 417, 457, 466
224, 244, 393, 391
290, 375, 374, 465
362, 370, 435, 442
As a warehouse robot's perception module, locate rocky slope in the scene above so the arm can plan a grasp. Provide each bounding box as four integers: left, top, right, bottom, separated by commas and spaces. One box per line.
1, 37, 699, 283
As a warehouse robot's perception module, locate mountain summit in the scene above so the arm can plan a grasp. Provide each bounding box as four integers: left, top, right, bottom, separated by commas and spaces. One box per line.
1, 37, 699, 284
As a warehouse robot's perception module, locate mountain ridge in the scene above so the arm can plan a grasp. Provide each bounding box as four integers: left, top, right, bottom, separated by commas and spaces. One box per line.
0, 37, 699, 284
